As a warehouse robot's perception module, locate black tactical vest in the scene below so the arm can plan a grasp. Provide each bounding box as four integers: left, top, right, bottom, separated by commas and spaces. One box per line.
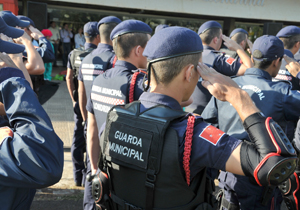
100, 102, 215, 210
70, 48, 94, 101
91, 70, 144, 132
81, 51, 115, 101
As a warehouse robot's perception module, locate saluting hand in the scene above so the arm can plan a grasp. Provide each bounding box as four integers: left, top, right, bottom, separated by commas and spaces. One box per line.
197, 62, 240, 102
284, 55, 300, 77
0, 52, 18, 69
28, 26, 44, 40
246, 39, 253, 54
222, 35, 243, 52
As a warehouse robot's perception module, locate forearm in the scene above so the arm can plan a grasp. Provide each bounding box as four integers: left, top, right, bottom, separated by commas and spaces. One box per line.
87, 112, 101, 175
236, 49, 253, 69
10, 56, 33, 88
78, 81, 87, 121
66, 68, 75, 102
23, 39, 45, 75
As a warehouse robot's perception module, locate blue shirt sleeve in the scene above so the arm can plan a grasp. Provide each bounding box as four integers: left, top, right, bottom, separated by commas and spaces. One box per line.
173, 116, 241, 180
0, 77, 63, 188
282, 86, 300, 121
214, 54, 241, 76
201, 97, 219, 127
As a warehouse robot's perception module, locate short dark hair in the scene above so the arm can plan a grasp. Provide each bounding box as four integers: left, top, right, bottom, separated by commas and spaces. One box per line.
252, 49, 282, 69
113, 33, 149, 59
99, 22, 118, 43
279, 34, 300, 50
151, 53, 202, 85
200, 28, 221, 44
85, 34, 97, 43
231, 32, 247, 45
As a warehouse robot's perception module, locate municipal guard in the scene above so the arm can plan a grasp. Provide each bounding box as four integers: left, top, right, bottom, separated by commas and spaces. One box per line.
91, 27, 297, 210
0, 20, 63, 209
66, 21, 99, 189
220, 28, 250, 59
86, 19, 152, 177
186, 21, 253, 114
78, 16, 121, 210
202, 35, 300, 210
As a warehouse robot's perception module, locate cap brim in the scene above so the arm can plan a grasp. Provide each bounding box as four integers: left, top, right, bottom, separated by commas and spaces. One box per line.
0, 39, 25, 54
2, 25, 24, 38
17, 20, 30, 28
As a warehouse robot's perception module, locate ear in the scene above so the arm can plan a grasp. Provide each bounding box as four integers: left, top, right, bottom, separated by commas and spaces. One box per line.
212, 36, 218, 45
273, 57, 281, 67
184, 64, 195, 82
135, 45, 142, 57
295, 41, 300, 51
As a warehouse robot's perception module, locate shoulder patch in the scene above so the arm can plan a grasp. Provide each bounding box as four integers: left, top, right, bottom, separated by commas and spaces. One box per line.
225, 57, 236, 65
199, 125, 224, 146
0, 126, 13, 146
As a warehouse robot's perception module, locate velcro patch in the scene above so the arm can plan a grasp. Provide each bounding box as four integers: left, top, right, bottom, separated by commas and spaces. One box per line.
0, 126, 13, 145
226, 57, 235, 65
199, 125, 224, 146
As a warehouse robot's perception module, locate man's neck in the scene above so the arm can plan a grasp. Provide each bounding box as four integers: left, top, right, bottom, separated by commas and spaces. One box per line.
204, 43, 217, 50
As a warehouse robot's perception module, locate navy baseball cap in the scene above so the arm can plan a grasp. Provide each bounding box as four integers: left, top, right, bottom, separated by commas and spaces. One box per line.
17, 15, 35, 27
0, 39, 25, 54
110, 20, 152, 40
198, 21, 222, 35
0, 67, 25, 84
0, 11, 30, 28
229, 28, 248, 38
276, 26, 300, 38
97, 16, 122, 30
155, 24, 169, 34
0, 16, 24, 38
84, 21, 99, 37
252, 35, 284, 61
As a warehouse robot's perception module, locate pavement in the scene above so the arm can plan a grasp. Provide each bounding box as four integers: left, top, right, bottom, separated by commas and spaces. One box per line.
30, 66, 84, 210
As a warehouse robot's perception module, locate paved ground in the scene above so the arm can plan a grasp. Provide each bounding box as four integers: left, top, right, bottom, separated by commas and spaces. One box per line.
30, 67, 84, 210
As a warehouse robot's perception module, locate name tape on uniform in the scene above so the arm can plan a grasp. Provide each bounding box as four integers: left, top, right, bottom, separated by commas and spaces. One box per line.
107, 122, 152, 169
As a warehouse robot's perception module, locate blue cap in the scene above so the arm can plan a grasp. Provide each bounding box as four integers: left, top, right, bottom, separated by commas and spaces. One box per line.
110, 20, 152, 40
252, 35, 284, 61
284, 49, 293, 58
155, 24, 169, 34
17, 15, 35, 27
276, 26, 300, 38
0, 11, 30, 28
0, 39, 25, 54
84, 21, 99, 37
143, 26, 203, 62
0, 67, 25, 84
0, 16, 24, 38
97, 16, 122, 30
229, 28, 248, 38
198, 21, 222, 35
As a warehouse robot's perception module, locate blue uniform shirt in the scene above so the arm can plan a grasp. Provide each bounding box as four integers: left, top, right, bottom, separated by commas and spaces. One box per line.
78, 43, 115, 82
0, 77, 63, 210
187, 45, 242, 114
23, 37, 55, 63
138, 92, 241, 180
86, 60, 144, 114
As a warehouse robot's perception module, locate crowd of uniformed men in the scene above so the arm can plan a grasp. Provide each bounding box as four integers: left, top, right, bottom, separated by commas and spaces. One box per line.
1, 8, 300, 210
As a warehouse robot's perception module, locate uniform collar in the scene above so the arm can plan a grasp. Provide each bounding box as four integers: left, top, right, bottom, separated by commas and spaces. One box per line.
84, 42, 97, 50
97, 43, 113, 51
139, 92, 182, 111
244, 68, 272, 80
114, 60, 137, 70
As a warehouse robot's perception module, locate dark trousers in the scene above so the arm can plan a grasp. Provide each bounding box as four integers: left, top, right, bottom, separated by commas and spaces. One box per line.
52, 43, 59, 66
62, 42, 71, 67
71, 102, 86, 185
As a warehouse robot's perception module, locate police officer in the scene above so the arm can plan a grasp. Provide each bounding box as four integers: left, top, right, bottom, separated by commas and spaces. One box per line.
92, 27, 297, 210
78, 16, 121, 123
66, 21, 99, 188
78, 16, 121, 210
186, 21, 253, 114
0, 21, 63, 209
87, 19, 152, 188
220, 28, 250, 59
202, 35, 300, 209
